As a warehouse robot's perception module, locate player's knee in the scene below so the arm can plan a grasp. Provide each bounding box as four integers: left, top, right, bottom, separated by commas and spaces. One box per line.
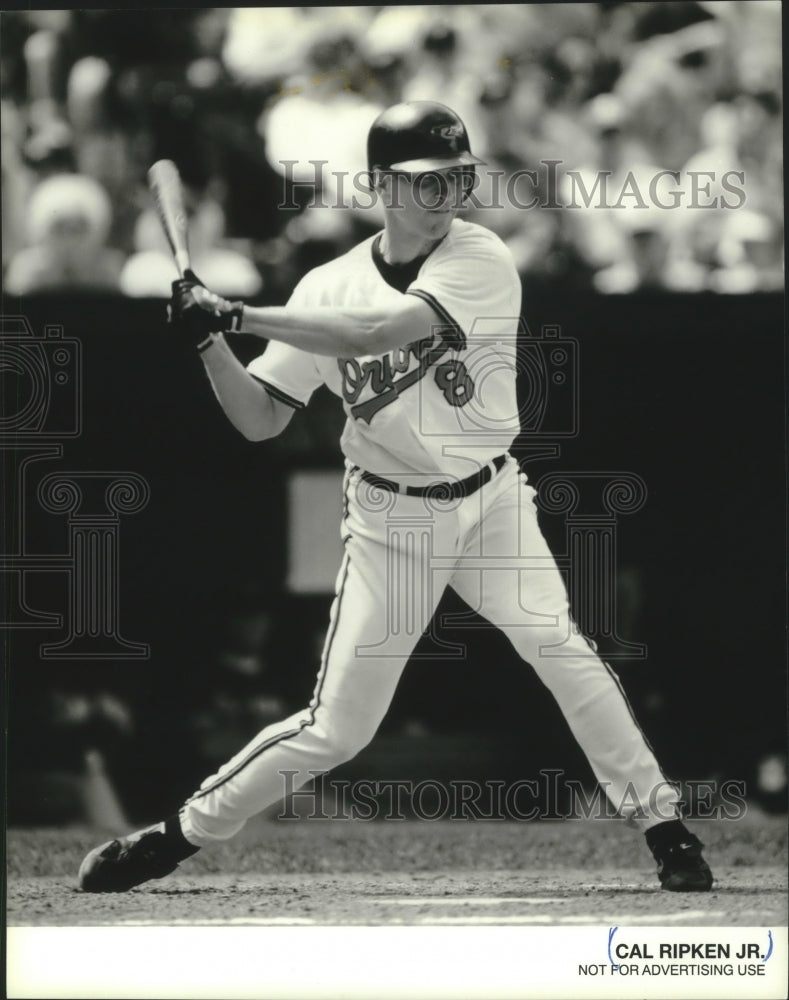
331, 725, 377, 764
311, 713, 378, 765
506, 618, 581, 663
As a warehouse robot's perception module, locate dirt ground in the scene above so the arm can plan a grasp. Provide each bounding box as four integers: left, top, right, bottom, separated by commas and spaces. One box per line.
7, 813, 787, 927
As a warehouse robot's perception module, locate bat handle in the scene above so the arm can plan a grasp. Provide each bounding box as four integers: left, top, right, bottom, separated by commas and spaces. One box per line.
174, 250, 191, 278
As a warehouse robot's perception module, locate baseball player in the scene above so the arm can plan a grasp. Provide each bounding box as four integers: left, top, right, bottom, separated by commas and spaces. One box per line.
79, 102, 713, 893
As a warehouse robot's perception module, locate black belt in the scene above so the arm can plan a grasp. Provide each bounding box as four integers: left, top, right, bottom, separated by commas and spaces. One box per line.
359, 454, 507, 501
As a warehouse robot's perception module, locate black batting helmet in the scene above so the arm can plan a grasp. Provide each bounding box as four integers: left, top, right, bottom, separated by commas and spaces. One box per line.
367, 101, 485, 175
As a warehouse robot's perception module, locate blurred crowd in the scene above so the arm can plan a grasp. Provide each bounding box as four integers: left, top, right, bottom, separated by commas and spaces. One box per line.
1, 3, 783, 298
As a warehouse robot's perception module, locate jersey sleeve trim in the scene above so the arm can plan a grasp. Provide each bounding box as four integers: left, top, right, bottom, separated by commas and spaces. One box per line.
249, 374, 306, 410
406, 288, 467, 351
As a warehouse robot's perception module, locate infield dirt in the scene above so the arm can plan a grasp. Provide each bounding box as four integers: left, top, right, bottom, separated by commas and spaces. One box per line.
7, 813, 786, 926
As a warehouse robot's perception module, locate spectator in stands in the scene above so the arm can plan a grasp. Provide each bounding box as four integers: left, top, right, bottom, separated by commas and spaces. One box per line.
559, 94, 669, 283
357, 36, 408, 109
709, 210, 784, 294
360, 5, 430, 91
65, 54, 142, 253
402, 19, 486, 157
259, 23, 380, 212
593, 205, 679, 293
732, 87, 783, 227
4, 172, 124, 293
615, 19, 732, 172
465, 73, 561, 277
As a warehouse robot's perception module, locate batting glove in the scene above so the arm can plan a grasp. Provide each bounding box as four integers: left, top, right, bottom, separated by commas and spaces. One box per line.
168, 271, 244, 352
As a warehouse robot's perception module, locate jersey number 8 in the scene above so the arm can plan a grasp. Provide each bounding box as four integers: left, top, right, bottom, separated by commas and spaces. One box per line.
435, 359, 474, 407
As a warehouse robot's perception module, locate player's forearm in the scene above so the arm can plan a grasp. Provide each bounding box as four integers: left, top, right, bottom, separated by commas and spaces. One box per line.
199, 335, 284, 441
239, 302, 421, 357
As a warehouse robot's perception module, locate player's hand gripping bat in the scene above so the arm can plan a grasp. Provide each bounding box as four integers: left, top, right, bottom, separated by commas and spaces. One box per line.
149, 160, 244, 346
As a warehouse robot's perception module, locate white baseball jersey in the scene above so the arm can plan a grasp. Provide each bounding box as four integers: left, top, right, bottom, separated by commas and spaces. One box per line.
247, 219, 522, 478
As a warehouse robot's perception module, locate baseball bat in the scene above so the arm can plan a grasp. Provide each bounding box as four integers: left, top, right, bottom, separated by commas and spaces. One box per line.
147, 159, 191, 277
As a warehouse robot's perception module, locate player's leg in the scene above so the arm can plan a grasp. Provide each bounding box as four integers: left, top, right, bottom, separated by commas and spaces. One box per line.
78, 470, 457, 890
177, 474, 458, 845
450, 460, 712, 890
179, 560, 429, 840
78, 542, 408, 892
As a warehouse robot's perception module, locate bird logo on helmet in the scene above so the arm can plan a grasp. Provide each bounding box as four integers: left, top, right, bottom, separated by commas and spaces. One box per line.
430, 123, 464, 140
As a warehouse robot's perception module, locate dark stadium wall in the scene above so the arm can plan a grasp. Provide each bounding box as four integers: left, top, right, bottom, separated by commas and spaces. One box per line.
4, 290, 784, 814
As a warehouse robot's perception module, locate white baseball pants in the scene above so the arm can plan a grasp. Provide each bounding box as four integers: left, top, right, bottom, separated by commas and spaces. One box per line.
180, 457, 679, 844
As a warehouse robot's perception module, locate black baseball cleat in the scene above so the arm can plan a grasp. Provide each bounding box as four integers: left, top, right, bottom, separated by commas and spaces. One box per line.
78, 821, 199, 893
651, 833, 714, 892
